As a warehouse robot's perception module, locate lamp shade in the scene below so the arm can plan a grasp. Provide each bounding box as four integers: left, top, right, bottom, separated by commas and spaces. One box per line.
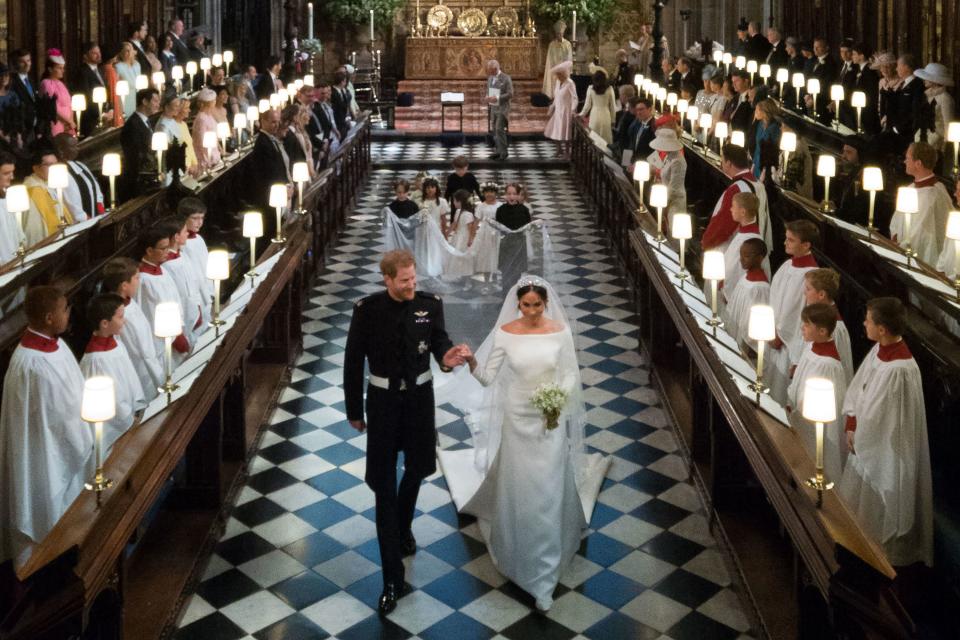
292, 162, 310, 183
656, 87, 667, 101
780, 131, 797, 152
153, 301, 182, 338
945, 211, 960, 241
151, 132, 169, 152
649, 83, 659, 94
759, 63, 771, 79
81, 376, 116, 423
851, 91, 867, 108
269, 183, 288, 208
92, 86, 107, 104
200, 57, 211, 71
212, 52, 223, 67
5, 184, 29, 213
303, 73, 315, 87
233, 113, 248, 131
47, 163, 69, 189
735, 55, 746, 69
287, 82, 299, 97
806, 78, 821, 94
714, 121, 729, 139
259, 98, 271, 113
101, 153, 121, 177
71, 94, 87, 111
206, 249, 229, 280
792, 72, 805, 89
677, 98, 689, 114
713, 50, 723, 63
671, 213, 693, 240
748, 305, 776, 341
277, 88, 289, 103
776, 68, 789, 83
649, 184, 669, 208
896, 186, 919, 214
862, 166, 884, 191
294, 79, 304, 90
699, 113, 713, 130
171, 65, 184, 80
702, 250, 725, 281
667, 92, 678, 107
686, 106, 700, 123
114, 80, 129, 97
269, 93, 283, 108
746, 60, 758, 74
633, 73, 644, 86
816, 154, 836, 178
246, 105, 259, 123
152, 71, 166, 88
948, 121, 960, 143
223, 50, 234, 64
202, 130, 217, 150
135, 74, 149, 90
243, 211, 264, 238
801, 377, 837, 423
216, 121, 231, 139
722, 52, 733, 65
830, 84, 844, 101
730, 131, 746, 147
633, 160, 650, 182
185, 60, 198, 75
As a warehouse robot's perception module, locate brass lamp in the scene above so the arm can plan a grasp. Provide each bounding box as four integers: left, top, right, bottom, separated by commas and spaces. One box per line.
171, 65, 184, 94
151, 132, 168, 182
946, 211, 960, 300
243, 212, 264, 280
776, 68, 789, 102
671, 213, 693, 287
102, 153, 121, 212
830, 84, 844, 129
186, 60, 198, 89
292, 162, 310, 215
780, 132, 797, 177
649, 183, 669, 244
791, 72, 805, 108
948, 121, 960, 179
6, 184, 29, 267
816, 154, 836, 212
730, 130, 745, 147
633, 161, 650, 214
895, 186, 919, 265
862, 167, 884, 231
702, 250, 725, 332
47, 163, 70, 232
206, 250, 229, 336
851, 91, 866, 133
806, 78, 821, 119
82, 375, 116, 504
71, 94, 86, 137
269, 184, 288, 243
135, 74, 149, 90
747, 304, 775, 400
154, 301, 182, 402
802, 377, 837, 507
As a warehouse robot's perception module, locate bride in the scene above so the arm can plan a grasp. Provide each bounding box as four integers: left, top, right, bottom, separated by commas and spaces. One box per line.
437, 276, 608, 612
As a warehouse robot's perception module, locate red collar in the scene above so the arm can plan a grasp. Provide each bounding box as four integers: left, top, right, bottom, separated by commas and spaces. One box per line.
811, 340, 840, 360
139, 260, 162, 276
733, 171, 755, 182
165, 250, 181, 261
878, 340, 912, 362
123, 296, 132, 307
85, 335, 118, 353
745, 268, 768, 282
913, 175, 938, 188
791, 254, 817, 268
738, 222, 760, 234
20, 330, 58, 352
187, 230, 198, 239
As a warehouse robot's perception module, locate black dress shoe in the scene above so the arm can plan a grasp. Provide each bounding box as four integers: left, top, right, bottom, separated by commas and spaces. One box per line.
378, 582, 402, 614
401, 530, 417, 556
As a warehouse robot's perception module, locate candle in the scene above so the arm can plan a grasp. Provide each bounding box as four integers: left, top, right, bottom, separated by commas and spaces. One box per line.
370, 9, 375, 42
308, 3, 314, 40
572, 11, 577, 40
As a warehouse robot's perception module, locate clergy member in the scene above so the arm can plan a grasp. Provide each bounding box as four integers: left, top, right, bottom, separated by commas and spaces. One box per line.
135, 225, 190, 359
722, 192, 771, 297
890, 142, 951, 266
80, 293, 146, 453
22, 147, 77, 247
161, 217, 206, 346
722, 237, 770, 346
0, 286, 91, 565
101, 257, 165, 401
542, 21, 573, 98
800, 269, 853, 379
702, 144, 771, 254
839, 297, 933, 567
786, 303, 849, 482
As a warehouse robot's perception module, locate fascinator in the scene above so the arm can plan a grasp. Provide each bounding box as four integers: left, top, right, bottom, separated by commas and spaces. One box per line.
47, 48, 66, 65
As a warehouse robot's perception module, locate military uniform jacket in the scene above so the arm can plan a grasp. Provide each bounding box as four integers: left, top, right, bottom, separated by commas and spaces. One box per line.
344, 290, 453, 421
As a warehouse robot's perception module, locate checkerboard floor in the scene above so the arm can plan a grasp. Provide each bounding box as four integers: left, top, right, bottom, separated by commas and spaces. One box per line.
372, 139, 559, 163
175, 162, 757, 640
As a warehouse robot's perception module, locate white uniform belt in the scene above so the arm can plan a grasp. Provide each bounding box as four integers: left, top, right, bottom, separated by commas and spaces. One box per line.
368, 371, 432, 390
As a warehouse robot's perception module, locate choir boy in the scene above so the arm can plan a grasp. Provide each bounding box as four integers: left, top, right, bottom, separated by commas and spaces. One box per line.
722, 238, 770, 346
722, 192, 771, 297
136, 225, 190, 359
101, 258, 165, 401
800, 268, 853, 379
79, 293, 146, 453
443, 155, 482, 201
161, 217, 206, 346
838, 297, 933, 567
178, 198, 212, 313
786, 303, 849, 482
935, 177, 960, 278
0, 286, 91, 565
890, 142, 951, 266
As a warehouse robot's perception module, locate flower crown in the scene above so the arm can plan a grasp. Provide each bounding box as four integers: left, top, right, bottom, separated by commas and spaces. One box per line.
517, 275, 546, 288
481, 181, 500, 192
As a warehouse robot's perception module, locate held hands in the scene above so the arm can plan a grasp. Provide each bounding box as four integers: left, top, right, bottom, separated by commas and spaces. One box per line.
442, 344, 475, 369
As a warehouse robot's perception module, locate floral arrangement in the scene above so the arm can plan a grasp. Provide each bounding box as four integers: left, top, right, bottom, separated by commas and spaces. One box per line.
531, 383, 568, 430
300, 38, 323, 55
533, 0, 618, 31
322, 0, 405, 26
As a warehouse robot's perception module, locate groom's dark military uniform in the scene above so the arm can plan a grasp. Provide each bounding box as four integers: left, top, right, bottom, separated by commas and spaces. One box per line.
344, 289, 453, 596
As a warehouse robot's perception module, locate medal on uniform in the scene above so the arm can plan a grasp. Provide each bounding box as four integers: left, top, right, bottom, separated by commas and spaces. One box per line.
418, 340, 428, 354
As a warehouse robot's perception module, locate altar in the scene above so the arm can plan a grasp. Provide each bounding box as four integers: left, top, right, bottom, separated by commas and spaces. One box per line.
405, 36, 541, 80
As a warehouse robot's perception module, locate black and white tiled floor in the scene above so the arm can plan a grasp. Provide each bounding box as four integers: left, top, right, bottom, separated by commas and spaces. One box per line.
371, 140, 558, 163
174, 155, 756, 640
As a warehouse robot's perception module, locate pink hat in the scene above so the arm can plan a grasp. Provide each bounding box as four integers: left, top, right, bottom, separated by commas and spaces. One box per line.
551, 60, 573, 75
47, 48, 65, 65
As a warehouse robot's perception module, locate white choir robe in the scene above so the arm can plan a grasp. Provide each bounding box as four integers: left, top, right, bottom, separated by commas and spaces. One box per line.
703, 171, 772, 255
936, 236, 959, 279
117, 299, 164, 401
163, 251, 205, 345
182, 233, 213, 320
722, 224, 772, 298
784, 312, 854, 381
135, 263, 187, 357
0, 332, 92, 565
721, 270, 770, 347
0, 199, 26, 264
889, 179, 951, 268
767, 254, 818, 403
787, 341, 850, 483
79, 338, 146, 454
838, 341, 933, 567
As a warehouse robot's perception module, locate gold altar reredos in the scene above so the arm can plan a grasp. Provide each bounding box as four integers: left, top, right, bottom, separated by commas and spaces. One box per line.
405, 37, 542, 79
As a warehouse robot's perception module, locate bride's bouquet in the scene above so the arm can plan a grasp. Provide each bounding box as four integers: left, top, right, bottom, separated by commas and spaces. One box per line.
531, 383, 568, 431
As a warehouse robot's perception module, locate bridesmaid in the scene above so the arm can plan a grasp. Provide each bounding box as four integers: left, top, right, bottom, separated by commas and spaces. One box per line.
544, 61, 578, 159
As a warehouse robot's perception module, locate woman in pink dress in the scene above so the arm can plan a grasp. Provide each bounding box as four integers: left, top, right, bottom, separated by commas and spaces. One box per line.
39, 49, 76, 137
544, 61, 578, 159
191, 88, 222, 172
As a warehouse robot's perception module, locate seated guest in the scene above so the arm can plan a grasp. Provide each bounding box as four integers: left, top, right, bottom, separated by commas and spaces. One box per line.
387, 179, 420, 219
113, 42, 141, 119
187, 31, 208, 66
174, 97, 198, 173
159, 33, 177, 78
726, 70, 754, 133
496, 183, 532, 292
693, 73, 719, 117
913, 62, 956, 171
839, 297, 933, 568
282, 103, 316, 177
887, 54, 925, 151
135, 225, 190, 359
311, 82, 341, 161
22, 147, 75, 246
120, 88, 160, 202
708, 75, 730, 123
161, 217, 205, 347
721, 238, 770, 345
890, 142, 951, 265
39, 48, 76, 137
834, 139, 868, 226
248, 108, 291, 214
0, 286, 91, 565
0, 152, 26, 263
211, 85, 230, 125
936, 179, 960, 278
444, 155, 481, 201
611, 85, 637, 157
723, 192, 771, 296
53, 133, 104, 219
155, 95, 188, 184
80, 293, 146, 453
75, 41, 111, 136
786, 303, 849, 482
800, 268, 853, 378
627, 97, 656, 169
702, 144, 771, 253
191, 88, 221, 172
100, 257, 164, 400
801, 38, 838, 125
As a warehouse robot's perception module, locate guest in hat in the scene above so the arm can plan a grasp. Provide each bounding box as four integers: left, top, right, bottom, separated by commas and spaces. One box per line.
647, 127, 687, 227
871, 52, 901, 131
191, 88, 221, 171
39, 49, 76, 137
544, 61, 578, 158
913, 62, 955, 162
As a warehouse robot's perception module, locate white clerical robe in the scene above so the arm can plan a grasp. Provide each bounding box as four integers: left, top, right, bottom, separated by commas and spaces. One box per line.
182, 233, 212, 309
80, 338, 146, 454
936, 235, 959, 279
722, 223, 772, 297
117, 299, 164, 401
135, 262, 185, 357
163, 251, 205, 344
703, 172, 772, 255
542, 39, 573, 97
838, 341, 933, 567
767, 254, 819, 403
721, 269, 769, 347
0, 199, 26, 264
889, 179, 951, 268
0, 332, 91, 565
787, 341, 850, 483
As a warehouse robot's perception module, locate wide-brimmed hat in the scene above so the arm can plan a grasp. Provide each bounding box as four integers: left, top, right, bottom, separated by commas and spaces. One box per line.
650, 128, 682, 152
551, 60, 573, 76
869, 52, 897, 70
914, 62, 954, 86
197, 88, 217, 102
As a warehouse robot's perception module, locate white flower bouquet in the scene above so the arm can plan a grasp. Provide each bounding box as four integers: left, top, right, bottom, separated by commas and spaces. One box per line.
531, 383, 568, 430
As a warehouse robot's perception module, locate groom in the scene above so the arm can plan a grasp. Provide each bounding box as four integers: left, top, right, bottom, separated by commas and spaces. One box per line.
344, 250, 471, 614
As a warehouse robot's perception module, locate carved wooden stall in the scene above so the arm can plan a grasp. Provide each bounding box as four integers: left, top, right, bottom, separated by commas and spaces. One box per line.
569, 119, 959, 638
0, 118, 371, 640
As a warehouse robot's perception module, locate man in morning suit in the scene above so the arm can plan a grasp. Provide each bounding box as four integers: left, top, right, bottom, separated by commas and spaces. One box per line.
247, 108, 291, 239
255, 56, 283, 100
167, 18, 191, 66
629, 97, 657, 163
765, 28, 789, 69
330, 70, 353, 139
486, 59, 514, 160
9, 49, 37, 140
120, 88, 160, 202
344, 249, 468, 615
75, 42, 108, 137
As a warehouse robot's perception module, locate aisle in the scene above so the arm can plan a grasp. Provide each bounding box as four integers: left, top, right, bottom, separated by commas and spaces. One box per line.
174, 155, 755, 640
